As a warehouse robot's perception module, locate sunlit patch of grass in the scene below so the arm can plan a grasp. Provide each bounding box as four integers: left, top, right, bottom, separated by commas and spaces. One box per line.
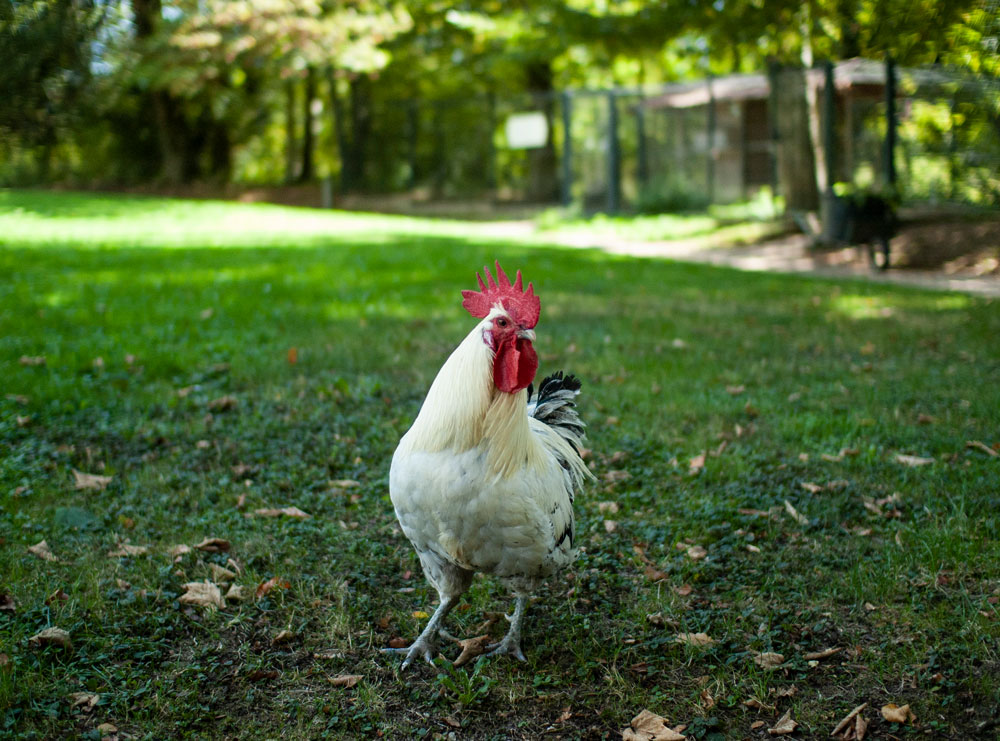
1, 190, 998, 738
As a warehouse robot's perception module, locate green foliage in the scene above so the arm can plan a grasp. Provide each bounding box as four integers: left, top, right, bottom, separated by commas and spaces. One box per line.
1, 190, 999, 737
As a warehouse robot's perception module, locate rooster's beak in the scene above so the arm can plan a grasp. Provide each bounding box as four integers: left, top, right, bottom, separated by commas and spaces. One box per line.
518, 328, 536, 342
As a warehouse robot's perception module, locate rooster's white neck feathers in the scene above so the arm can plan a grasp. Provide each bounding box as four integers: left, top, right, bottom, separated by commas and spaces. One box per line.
399, 319, 545, 478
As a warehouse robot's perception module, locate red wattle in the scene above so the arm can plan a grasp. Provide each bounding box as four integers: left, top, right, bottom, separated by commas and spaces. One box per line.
493, 338, 538, 393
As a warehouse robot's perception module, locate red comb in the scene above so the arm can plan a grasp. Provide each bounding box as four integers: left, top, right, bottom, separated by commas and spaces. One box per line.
461, 261, 540, 328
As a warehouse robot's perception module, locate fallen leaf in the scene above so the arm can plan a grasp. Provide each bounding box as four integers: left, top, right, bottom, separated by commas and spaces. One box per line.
675, 632, 714, 647
598, 501, 620, 514
411, 610, 429, 619
195, 538, 231, 553
859, 341, 875, 355
443, 715, 462, 728
329, 479, 360, 488
199, 307, 214, 319
27, 540, 59, 562
107, 542, 148, 558
255, 576, 290, 599
880, 703, 916, 724
19, 355, 46, 366
254, 506, 311, 519
753, 652, 785, 669
916, 413, 936, 425
16, 415, 31, 427
644, 564, 668, 582
603, 470, 631, 483
895, 453, 934, 467
452, 634, 492, 667
803, 646, 841, 660
224, 584, 247, 602
744, 698, 776, 713
207, 395, 238, 412
97, 722, 118, 737
210, 564, 237, 582
313, 649, 345, 660
622, 709, 686, 740
864, 601, 877, 611
387, 636, 408, 649
688, 453, 706, 475
725, 383, 746, 396
751, 721, 765, 730
178, 581, 225, 609
45, 589, 69, 606
774, 685, 798, 698
966, 440, 998, 457
686, 545, 707, 561
831, 703, 868, 737
767, 710, 798, 736
29, 627, 72, 649
675, 584, 693, 596
604, 520, 619, 533
800, 481, 824, 494
272, 629, 295, 645
72, 469, 112, 491
0, 593, 14, 613
328, 674, 362, 688
699, 688, 715, 709
66, 692, 100, 712
168, 544, 192, 560
287, 347, 298, 364
0, 653, 9, 669
5, 393, 29, 404
746, 544, 761, 553
783, 499, 808, 526
247, 669, 279, 682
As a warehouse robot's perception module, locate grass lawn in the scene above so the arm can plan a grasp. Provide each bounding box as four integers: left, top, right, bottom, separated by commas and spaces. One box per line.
1, 189, 998, 739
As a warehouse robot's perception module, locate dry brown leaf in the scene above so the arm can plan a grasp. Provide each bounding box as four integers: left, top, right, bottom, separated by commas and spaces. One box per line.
0, 593, 14, 613
895, 453, 934, 467
743, 698, 776, 713
966, 440, 998, 457
313, 649, 345, 660
67, 691, 100, 712
443, 715, 462, 728
622, 709, 686, 740
210, 563, 237, 582
287, 347, 298, 365
45, 589, 69, 606
699, 688, 715, 709
224, 584, 247, 602
329, 479, 360, 488
603, 519, 619, 534
107, 542, 148, 558
800, 482, 824, 494
688, 453, 706, 475
753, 651, 785, 669
644, 564, 669, 582
27, 540, 59, 562
0, 653, 9, 670
168, 544, 192, 560
328, 674, 363, 688
178, 581, 224, 609
16, 415, 31, 427
783, 499, 809, 526
751, 721, 765, 730
72, 469, 112, 491
767, 710, 798, 736
726, 384, 745, 395
195, 537, 231, 553
255, 576, 290, 599
254, 506, 310, 519
746, 544, 761, 553
774, 685, 798, 698
97, 722, 118, 737
675, 584, 693, 596
598, 501, 620, 514
452, 634, 492, 667
29, 627, 71, 649
686, 545, 707, 561
603, 469, 631, 483
19, 355, 46, 366
207, 395, 238, 411
6, 393, 30, 404
675, 632, 714, 647
272, 629, 295, 645
831, 703, 868, 737
803, 646, 841, 660
880, 703, 916, 724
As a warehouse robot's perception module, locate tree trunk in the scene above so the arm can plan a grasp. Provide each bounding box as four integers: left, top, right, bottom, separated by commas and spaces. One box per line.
285, 79, 298, 183
525, 60, 559, 202
299, 66, 315, 183
329, 72, 348, 192
770, 65, 819, 211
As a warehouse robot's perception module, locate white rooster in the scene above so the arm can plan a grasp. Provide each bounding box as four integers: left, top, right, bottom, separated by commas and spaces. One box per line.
387, 262, 593, 668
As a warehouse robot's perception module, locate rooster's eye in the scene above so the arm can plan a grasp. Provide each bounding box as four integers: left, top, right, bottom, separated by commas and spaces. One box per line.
496, 318, 508, 328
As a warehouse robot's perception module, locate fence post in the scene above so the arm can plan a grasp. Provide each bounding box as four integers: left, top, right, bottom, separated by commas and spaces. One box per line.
607, 90, 621, 213
636, 101, 649, 188
706, 77, 716, 204
561, 91, 573, 207
884, 56, 897, 189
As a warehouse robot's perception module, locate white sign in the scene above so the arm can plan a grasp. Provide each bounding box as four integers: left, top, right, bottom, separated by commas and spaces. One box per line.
505, 111, 549, 149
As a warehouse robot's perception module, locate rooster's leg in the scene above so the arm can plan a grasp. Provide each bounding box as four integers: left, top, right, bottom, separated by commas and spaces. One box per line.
485, 593, 528, 662
383, 594, 459, 670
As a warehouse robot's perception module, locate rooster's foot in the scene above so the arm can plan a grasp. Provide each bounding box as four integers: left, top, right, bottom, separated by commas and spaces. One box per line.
382, 636, 439, 670
484, 634, 527, 662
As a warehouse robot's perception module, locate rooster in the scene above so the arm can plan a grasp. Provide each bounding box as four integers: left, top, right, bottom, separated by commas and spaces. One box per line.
387, 262, 593, 668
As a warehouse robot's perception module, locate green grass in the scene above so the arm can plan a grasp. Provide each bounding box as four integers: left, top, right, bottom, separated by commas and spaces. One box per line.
1, 189, 998, 739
